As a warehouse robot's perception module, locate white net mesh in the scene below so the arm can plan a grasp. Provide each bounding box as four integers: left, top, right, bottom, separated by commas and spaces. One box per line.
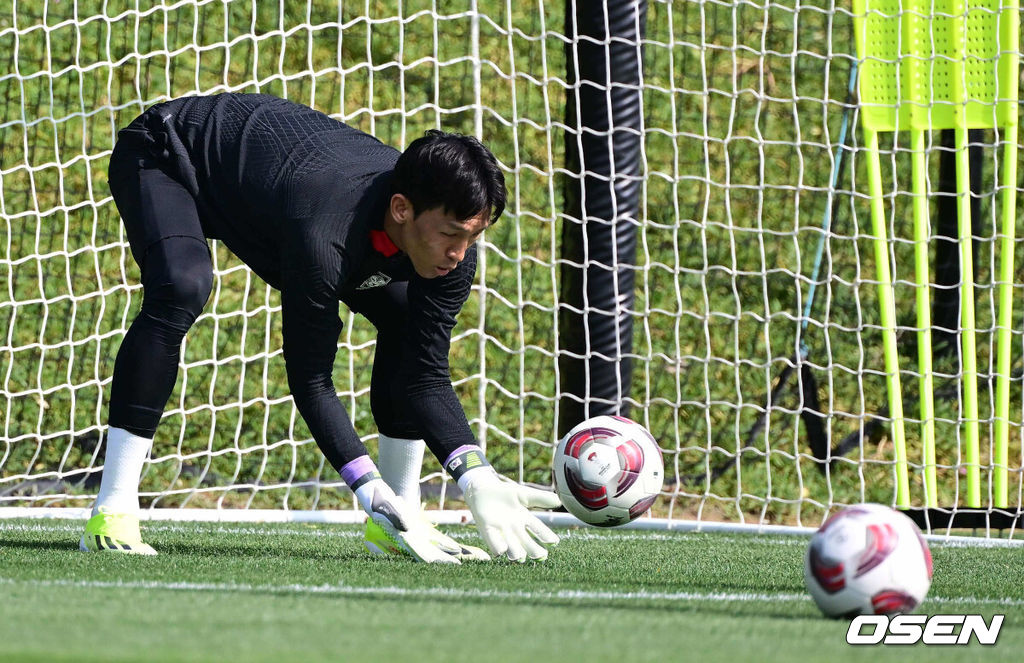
1, 0, 1022, 532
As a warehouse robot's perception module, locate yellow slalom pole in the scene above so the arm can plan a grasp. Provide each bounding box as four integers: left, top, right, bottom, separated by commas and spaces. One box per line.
992, 0, 1020, 510
911, 129, 937, 507
950, 0, 980, 507
865, 128, 911, 507
992, 122, 1018, 509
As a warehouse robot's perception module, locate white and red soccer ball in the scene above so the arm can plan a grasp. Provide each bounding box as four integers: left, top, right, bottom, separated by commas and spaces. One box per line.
553, 415, 663, 527
804, 503, 933, 618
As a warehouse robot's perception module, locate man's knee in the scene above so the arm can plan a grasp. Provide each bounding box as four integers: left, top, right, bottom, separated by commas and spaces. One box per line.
141, 238, 212, 329
158, 262, 212, 315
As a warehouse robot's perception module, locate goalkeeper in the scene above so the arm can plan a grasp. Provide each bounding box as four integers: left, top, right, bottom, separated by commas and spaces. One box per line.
81, 93, 560, 563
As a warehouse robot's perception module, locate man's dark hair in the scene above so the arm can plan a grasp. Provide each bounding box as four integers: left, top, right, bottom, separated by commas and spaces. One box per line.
392, 130, 507, 224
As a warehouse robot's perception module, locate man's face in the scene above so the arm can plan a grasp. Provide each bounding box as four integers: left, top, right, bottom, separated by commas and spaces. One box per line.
392, 197, 490, 279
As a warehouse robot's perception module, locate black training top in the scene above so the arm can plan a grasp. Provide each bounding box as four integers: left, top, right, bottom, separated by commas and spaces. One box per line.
130, 93, 477, 470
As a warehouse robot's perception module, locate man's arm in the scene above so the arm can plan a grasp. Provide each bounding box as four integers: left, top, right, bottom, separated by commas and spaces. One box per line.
399, 260, 479, 457
402, 247, 561, 562
279, 282, 460, 564
279, 288, 361, 469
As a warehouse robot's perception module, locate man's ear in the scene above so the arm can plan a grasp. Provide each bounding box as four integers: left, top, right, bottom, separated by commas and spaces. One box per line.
390, 194, 414, 225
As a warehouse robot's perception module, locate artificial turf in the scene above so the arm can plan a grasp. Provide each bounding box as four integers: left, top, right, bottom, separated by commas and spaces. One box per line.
0, 519, 1021, 662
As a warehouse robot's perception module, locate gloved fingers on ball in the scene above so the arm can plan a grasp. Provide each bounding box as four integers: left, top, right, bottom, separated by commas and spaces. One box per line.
498, 476, 562, 509
519, 486, 562, 510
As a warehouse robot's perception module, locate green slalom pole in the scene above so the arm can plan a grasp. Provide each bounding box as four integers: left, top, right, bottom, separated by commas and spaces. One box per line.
992, 0, 1020, 510
949, 0, 981, 508
905, 0, 937, 508
854, 0, 911, 508
993, 123, 1018, 509
953, 126, 981, 508
865, 128, 912, 508
911, 128, 938, 508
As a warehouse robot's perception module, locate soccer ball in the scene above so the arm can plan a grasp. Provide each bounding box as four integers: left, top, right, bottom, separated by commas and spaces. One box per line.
553, 415, 663, 527
804, 504, 933, 618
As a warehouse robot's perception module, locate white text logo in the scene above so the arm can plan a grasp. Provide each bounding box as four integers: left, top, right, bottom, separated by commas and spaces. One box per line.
846, 614, 1004, 645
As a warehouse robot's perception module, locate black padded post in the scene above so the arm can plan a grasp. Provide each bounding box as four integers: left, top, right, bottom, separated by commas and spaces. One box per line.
558, 0, 647, 436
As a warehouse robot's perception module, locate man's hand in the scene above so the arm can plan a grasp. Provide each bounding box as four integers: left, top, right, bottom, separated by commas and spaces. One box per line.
423, 521, 492, 561
462, 469, 561, 562
361, 481, 461, 564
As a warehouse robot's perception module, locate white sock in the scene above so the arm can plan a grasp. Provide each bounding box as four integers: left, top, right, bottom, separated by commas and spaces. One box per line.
377, 435, 425, 508
93, 427, 153, 516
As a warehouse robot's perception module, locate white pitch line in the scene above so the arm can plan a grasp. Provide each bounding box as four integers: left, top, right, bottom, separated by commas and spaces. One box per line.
0, 521, 365, 539
0, 576, 1020, 609
0, 576, 810, 604
4, 521, 1021, 549
0, 521, 804, 545
4, 508, 1022, 547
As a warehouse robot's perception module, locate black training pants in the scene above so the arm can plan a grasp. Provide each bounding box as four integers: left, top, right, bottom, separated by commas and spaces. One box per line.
106, 138, 419, 463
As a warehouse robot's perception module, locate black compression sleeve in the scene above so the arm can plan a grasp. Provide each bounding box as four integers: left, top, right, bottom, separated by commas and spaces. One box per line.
280, 259, 368, 473
399, 248, 479, 463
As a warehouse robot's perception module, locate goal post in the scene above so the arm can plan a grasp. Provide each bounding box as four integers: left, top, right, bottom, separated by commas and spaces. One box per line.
558, 0, 646, 434
1, 0, 1022, 539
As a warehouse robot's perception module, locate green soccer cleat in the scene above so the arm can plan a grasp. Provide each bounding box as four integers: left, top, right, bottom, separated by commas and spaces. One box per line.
363, 518, 406, 557
363, 517, 489, 561
79, 508, 157, 556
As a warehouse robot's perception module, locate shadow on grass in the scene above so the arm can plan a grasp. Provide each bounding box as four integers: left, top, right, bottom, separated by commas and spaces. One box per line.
153, 538, 363, 562
0, 537, 79, 553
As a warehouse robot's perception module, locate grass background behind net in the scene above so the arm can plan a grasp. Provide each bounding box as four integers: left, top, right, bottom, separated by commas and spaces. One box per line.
2, 0, 1022, 524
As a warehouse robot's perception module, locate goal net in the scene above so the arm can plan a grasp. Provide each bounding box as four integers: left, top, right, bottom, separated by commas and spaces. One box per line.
2, 0, 1021, 535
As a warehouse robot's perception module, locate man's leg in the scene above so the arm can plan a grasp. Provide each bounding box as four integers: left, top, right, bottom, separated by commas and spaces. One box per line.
371, 332, 429, 507
96, 237, 213, 511
82, 146, 211, 554
377, 433, 426, 508
344, 283, 428, 504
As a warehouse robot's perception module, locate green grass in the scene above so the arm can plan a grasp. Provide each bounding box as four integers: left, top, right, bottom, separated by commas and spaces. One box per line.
1, 518, 1022, 662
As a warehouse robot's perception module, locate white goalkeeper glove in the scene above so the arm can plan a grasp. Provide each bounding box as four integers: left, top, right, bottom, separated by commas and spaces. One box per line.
358, 479, 461, 564
461, 467, 561, 562
423, 521, 492, 561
